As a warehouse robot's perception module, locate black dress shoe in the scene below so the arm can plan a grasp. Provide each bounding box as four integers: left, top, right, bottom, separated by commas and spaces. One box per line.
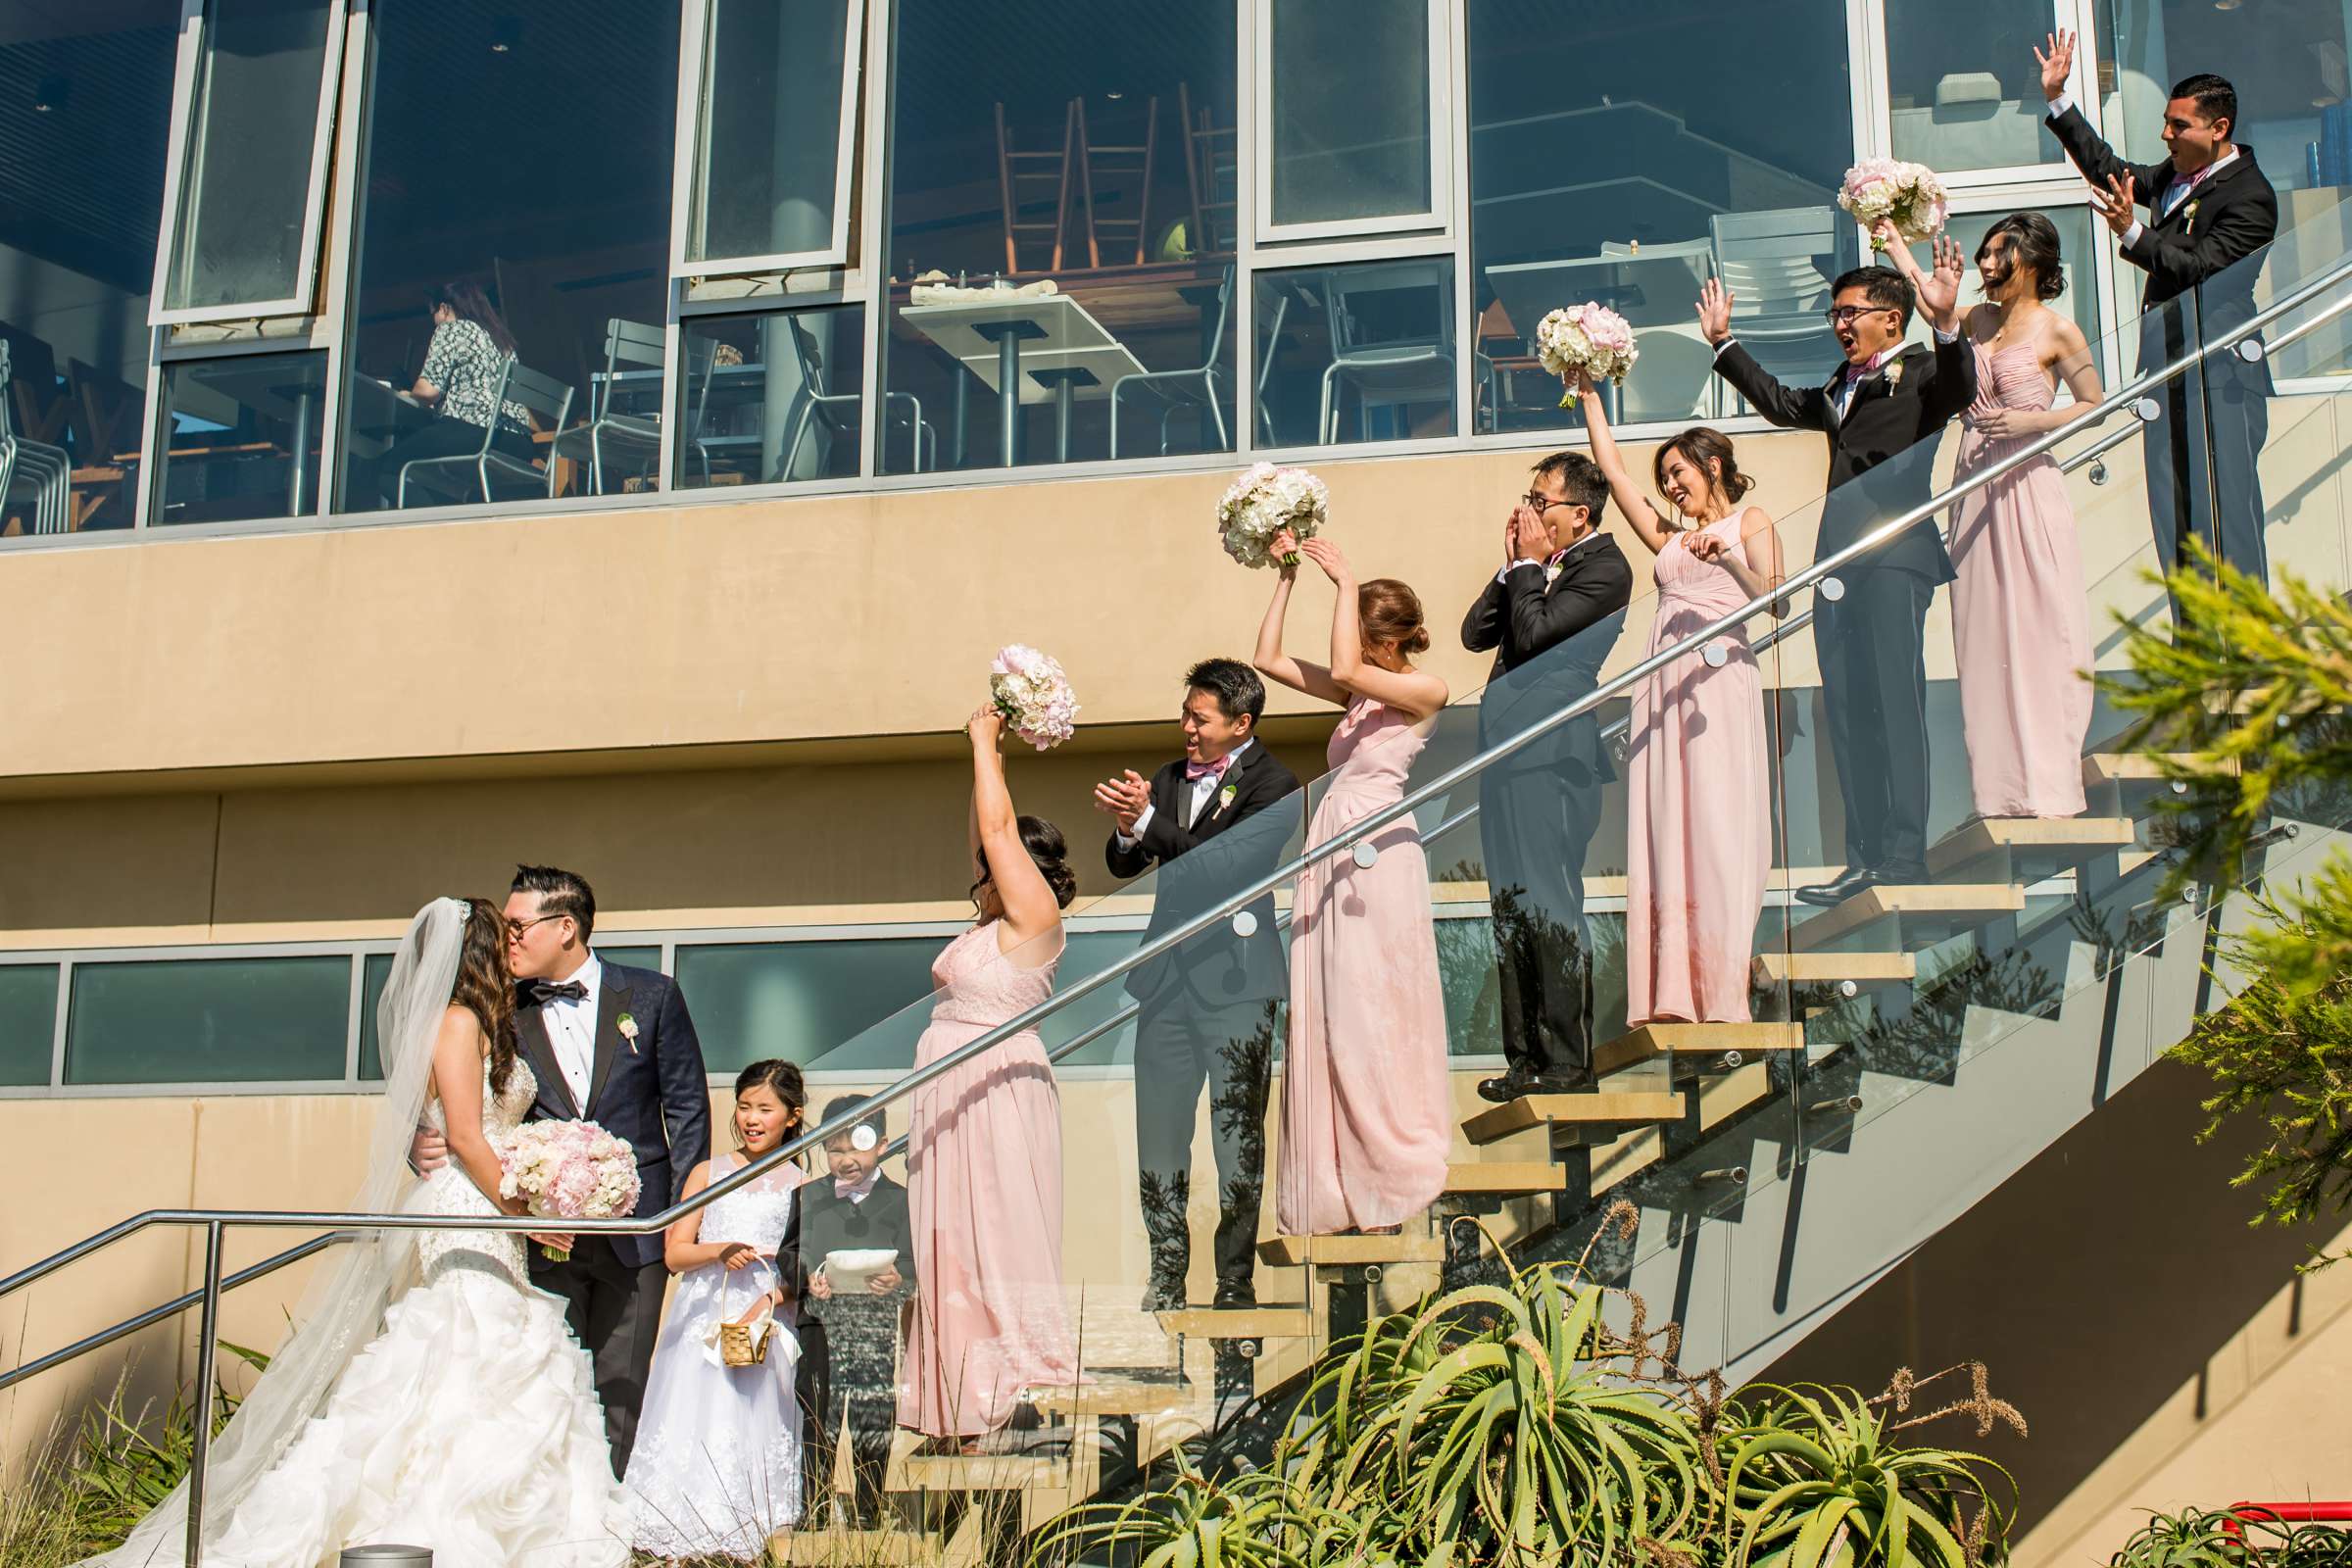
1875, 860, 1929, 887
1476, 1071, 1535, 1103
1794, 865, 1877, 906
1524, 1070, 1597, 1095
1212, 1278, 1257, 1309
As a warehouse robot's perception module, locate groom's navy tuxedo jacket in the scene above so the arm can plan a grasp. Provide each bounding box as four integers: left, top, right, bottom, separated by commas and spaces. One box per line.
516, 957, 712, 1271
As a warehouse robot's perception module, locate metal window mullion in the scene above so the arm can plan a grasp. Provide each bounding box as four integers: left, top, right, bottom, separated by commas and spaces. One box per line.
1849, 0, 1886, 166
147, 1, 208, 314
311, 0, 372, 522
1234, 0, 1259, 460
658, 290, 683, 487
132, 326, 169, 528
855, 0, 893, 479
343, 953, 363, 1083
666, 0, 708, 278
50, 959, 72, 1088
1446, 0, 1471, 439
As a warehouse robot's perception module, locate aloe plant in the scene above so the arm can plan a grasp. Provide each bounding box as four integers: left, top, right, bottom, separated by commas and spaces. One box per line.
2104, 1507, 2258, 1568
1720, 1380, 2018, 1568
1025, 1450, 1396, 1568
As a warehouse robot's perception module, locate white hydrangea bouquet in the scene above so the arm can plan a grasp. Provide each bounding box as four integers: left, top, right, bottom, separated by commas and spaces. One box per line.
1838, 159, 1950, 248
1535, 302, 1640, 405
991, 643, 1079, 751
500, 1119, 642, 1262
1216, 462, 1327, 569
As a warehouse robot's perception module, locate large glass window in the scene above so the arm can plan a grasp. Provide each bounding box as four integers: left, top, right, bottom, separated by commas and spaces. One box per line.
66, 955, 349, 1085
679, 0, 864, 269
673, 304, 890, 487
0, 964, 60, 1087
359, 944, 659, 1079
880, 0, 1239, 473
155, 349, 328, 525
1262, 0, 1439, 234
1903, 205, 2102, 346
158, 0, 343, 318
677, 936, 944, 1073
335, 1, 682, 514
1886, 0, 2066, 172
1467, 0, 1856, 433
0, 1, 177, 538
1257, 257, 1459, 447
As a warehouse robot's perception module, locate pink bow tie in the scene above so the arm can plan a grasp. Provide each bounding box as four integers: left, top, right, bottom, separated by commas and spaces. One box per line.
1545, 548, 1570, 568
1185, 754, 1236, 783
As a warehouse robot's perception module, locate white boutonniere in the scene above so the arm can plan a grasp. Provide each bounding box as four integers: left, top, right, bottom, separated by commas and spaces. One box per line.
1544, 563, 1565, 586
1215, 782, 1239, 818
617, 1012, 639, 1054
1883, 358, 1904, 390
2183, 198, 2200, 235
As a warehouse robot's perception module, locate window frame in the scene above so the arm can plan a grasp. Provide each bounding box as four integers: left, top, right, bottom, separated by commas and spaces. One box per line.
665, 0, 869, 280
1251, 0, 1454, 246
147, 0, 351, 327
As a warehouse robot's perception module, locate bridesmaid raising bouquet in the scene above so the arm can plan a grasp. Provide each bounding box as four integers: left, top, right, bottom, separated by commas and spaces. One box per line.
1252, 530, 1452, 1238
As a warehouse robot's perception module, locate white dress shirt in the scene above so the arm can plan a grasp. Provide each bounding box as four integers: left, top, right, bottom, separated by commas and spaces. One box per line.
2047, 94, 2237, 248
1119, 738, 1255, 850
536, 952, 603, 1109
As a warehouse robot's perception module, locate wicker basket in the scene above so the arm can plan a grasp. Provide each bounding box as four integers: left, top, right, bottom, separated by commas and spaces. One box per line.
718, 1271, 772, 1368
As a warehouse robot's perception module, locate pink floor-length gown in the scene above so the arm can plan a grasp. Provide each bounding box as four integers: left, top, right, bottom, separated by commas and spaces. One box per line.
1625, 516, 1772, 1025
1276, 696, 1451, 1237
900, 921, 1082, 1439
1949, 341, 2091, 818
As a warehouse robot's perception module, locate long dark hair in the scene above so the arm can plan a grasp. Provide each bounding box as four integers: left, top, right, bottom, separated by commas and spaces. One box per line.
733, 1059, 808, 1151
971, 815, 1079, 915
1978, 212, 2066, 302
450, 897, 518, 1096
1652, 425, 1755, 518
430, 279, 518, 357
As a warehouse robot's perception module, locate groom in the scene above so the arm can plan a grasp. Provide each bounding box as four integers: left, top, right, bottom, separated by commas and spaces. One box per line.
416, 863, 710, 1475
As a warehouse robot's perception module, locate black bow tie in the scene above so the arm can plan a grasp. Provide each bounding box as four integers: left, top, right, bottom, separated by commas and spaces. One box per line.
525, 978, 588, 1006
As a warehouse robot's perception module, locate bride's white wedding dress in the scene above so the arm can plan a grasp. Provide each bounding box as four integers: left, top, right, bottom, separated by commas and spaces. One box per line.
188, 1054, 629, 1568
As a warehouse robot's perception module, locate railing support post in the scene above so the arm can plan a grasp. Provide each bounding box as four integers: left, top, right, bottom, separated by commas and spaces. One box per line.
186, 1219, 225, 1566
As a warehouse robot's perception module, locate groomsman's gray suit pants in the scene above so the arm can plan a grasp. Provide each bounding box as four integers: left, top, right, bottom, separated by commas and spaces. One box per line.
535, 1239, 667, 1474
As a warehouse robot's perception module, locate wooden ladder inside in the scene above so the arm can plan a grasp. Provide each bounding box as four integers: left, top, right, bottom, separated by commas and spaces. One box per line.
1179, 80, 1237, 257
995, 98, 1080, 274
1073, 95, 1159, 268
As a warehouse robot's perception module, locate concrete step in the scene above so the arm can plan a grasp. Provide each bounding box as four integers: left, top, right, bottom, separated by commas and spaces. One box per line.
1462, 1087, 1687, 1147
1927, 815, 2135, 880
1444, 1158, 1569, 1194
1255, 1230, 1446, 1268
1788, 882, 2025, 953
1590, 1021, 1804, 1077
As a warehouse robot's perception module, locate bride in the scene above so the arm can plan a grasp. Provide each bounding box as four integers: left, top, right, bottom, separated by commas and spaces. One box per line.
85, 897, 630, 1567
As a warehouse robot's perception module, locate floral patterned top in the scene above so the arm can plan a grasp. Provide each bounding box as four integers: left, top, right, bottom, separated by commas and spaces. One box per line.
419, 318, 531, 434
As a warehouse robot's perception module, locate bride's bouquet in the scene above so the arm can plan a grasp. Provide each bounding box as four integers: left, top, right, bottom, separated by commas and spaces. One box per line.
991, 644, 1079, 751
499, 1119, 641, 1262
1217, 463, 1327, 569
1535, 303, 1639, 404
1838, 159, 1950, 248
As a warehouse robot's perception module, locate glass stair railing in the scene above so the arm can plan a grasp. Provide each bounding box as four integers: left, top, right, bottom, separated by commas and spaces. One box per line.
5, 201, 2352, 1566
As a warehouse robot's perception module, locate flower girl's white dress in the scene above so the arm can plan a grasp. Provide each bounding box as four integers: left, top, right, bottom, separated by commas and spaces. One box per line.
624, 1152, 805, 1559
189, 1056, 630, 1567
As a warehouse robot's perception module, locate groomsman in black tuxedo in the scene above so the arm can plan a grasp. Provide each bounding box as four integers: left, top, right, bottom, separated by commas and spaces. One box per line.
1703, 239, 1976, 906
2036, 32, 2278, 587
1461, 453, 1634, 1102
1098, 659, 1303, 1310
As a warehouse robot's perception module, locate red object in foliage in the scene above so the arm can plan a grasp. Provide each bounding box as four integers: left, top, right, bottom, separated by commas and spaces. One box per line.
2220, 1503, 2352, 1539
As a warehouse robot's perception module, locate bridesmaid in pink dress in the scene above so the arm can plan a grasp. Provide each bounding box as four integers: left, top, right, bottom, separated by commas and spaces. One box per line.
1252, 532, 1452, 1237
899, 706, 1083, 1450
1575, 371, 1784, 1025
1889, 212, 2102, 818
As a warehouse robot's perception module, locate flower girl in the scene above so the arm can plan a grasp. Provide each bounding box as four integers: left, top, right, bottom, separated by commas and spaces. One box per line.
624, 1059, 808, 1560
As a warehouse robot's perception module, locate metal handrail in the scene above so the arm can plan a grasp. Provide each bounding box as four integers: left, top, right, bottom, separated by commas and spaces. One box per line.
6, 254, 2349, 1563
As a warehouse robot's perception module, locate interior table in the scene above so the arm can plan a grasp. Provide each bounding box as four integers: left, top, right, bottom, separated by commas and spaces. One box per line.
901, 292, 1148, 465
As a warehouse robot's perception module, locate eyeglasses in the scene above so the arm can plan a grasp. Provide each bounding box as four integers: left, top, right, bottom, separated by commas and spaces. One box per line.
1823, 304, 1899, 326
505, 912, 567, 940
1520, 490, 1565, 513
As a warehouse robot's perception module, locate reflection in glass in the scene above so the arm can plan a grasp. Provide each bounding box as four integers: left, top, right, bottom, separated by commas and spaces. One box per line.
1886, 0, 2061, 170
686, 0, 858, 264
881, 0, 1237, 471
66, 955, 349, 1085
1255, 258, 1458, 447
1907, 207, 2101, 346
1267, 0, 1432, 228
336, 2, 680, 513
0, 964, 60, 1087
164, 0, 336, 313
156, 349, 328, 525
1467, 0, 1854, 433
674, 304, 905, 486
0, 1, 174, 538
677, 937, 944, 1072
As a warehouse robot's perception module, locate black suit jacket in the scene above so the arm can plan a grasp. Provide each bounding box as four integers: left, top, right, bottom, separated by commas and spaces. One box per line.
1712, 336, 1975, 583
1104, 742, 1303, 1008
1460, 534, 1635, 781
517, 958, 713, 1272
785, 1172, 915, 1327
2045, 104, 2278, 393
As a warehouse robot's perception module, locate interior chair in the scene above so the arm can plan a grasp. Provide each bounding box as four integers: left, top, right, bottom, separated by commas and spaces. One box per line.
396, 357, 571, 506
548, 318, 666, 496
1109, 265, 1234, 458
0, 341, 74, 533
1317, 261, 1456, 444
1707, 207, 1851, 408
781, 317, 933, 479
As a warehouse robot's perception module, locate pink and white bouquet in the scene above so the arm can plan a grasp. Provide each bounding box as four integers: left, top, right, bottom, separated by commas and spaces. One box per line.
1838, 159, 1950, 248
1535, 303, 1640, 403
499, 1119, 641, 1262
1216, 463, 1327, 569
991, 643, 1079, 751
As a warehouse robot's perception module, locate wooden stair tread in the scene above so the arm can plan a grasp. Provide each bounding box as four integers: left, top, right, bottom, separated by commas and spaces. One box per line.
1590, 1061, 1775, 1195
1156, 1306, 1314, 1338
1789, 883, 2025, 953
1462, 1088, 1686, 1146
898, 1454, 1068, 1491
2082, 751, 2227, 785
1927, 815, 2134, 876
1752, 950, 1918, 987
771, 1528, 939, 1565
1444, 1159, 1569, 1194
1031, 1376, 1200, 1416
1590, 1022, 1803, 1076
1255, 1231, 1446, 1267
